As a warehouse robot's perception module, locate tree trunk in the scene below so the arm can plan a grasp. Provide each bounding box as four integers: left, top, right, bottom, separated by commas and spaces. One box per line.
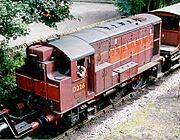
147, 0, 152, 12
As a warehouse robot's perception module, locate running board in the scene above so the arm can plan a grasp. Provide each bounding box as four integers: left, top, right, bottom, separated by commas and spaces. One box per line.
0, 111, 32, 138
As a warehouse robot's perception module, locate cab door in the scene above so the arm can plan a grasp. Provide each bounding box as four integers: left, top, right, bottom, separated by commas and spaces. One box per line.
87, 55, 95, 92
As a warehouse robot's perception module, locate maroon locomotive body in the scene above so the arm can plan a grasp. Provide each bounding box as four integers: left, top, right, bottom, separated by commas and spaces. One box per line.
0, 13, 167, 138
16, 14, 162, 122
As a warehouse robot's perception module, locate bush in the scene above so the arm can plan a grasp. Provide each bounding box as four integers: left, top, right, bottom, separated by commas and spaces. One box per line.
115, 0, 145, 15
0, 40, 25, 108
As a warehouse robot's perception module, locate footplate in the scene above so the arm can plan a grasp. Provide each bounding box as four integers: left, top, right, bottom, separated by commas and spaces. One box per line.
15, 122, 32, 136
0, 111, 32, 138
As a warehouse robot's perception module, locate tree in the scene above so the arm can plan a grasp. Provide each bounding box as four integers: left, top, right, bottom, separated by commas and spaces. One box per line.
129, 0, 145, 15
115, 0, 145, 15
115, 0, 131, 16
0, 0, 71, 107
115, 0, 180, 15
0, 0, 71, 39
0, 37, 25, 107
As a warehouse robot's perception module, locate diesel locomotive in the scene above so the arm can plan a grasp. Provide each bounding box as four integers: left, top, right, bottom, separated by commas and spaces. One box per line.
0, 11, 179, 138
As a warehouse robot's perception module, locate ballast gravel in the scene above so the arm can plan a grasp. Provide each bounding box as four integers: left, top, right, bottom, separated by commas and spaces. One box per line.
58, 69, 180, 140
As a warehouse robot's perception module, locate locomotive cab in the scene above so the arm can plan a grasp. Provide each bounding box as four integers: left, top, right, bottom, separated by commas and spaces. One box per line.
16, 35, 96, 114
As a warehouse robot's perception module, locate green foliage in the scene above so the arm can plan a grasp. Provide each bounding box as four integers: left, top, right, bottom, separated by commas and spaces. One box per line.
0, 43, 25, 107
129, 0, 145, 15
115, 0, 145, 15
167, 0, 180, 5
115, 0, 131, 16
0, 0, 71, 39
115, 0, 180, 15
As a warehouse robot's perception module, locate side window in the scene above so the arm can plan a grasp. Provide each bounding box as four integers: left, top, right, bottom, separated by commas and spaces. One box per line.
153, 41, 159, 56
162, 16, 179, 30
154, 24, 160, 40
77, 59, 86, 78
55, 51, 71, 76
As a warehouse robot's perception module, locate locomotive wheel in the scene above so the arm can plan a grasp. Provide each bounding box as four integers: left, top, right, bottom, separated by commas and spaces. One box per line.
109, 88, 126, 103
65, 111, 79, 127
131, 77, 144, 91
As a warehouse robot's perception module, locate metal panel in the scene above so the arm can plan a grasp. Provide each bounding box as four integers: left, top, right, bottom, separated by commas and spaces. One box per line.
71, 61, 78, 81
47, 84, 59, 102
129, 65, 138, 78
49, 35, 95, 61
60, 77, 73, 112
95, 50, 109, 65
105, 65, 112, 89
138, 51, 145, 66
120, 69, 130, 83
72, 28, 109, 44
145, 48, 152, 63
121, 57, 131, 65
95, 70, 104, 93
132, 55, 138, 64
72, 78, 87, 104
16, 74, 47, 98
113, 62, 138, 83
139, 28, 146, 38
16, 74, 34, 93
112, 72, 119, 85
101, 51, 109, 64
120, 45, 131, 62
131, 41, 138, 56
111, 36, 121, 48
161, 30, 179, 46
34, 81, 47, 98
110, 47, 120, 64
138, 61, 159, 74
92, 39, 110, 53
112, 60, 121, 69
122, 33, 131, 45
131, 31, 139, 41
95, 62, 112, 93
31, 46, 53, 61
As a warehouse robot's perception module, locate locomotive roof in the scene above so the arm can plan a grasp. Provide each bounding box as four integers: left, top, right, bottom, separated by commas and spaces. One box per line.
71, 29, 109, 44
94, 14, 161, 36
47, 14, 160, 61
71, 14, 161, 43
151, 3, 180, 16
48, 35, 95, 61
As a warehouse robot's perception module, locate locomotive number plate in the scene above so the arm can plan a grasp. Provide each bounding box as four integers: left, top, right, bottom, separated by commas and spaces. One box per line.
73, 83, 85, 93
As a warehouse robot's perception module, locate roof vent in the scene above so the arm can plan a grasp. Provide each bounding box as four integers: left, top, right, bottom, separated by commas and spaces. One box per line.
111, 25, 118, 28
126, 20, 132, 23
96, 26, 111, 30
118, 22, 125, 25
130, 16, 147, 22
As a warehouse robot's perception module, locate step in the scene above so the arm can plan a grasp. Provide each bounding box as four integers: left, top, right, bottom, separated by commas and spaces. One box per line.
15, 121, 32, 135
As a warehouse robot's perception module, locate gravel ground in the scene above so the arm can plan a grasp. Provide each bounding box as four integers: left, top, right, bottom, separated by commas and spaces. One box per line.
57, 69, 180, 140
